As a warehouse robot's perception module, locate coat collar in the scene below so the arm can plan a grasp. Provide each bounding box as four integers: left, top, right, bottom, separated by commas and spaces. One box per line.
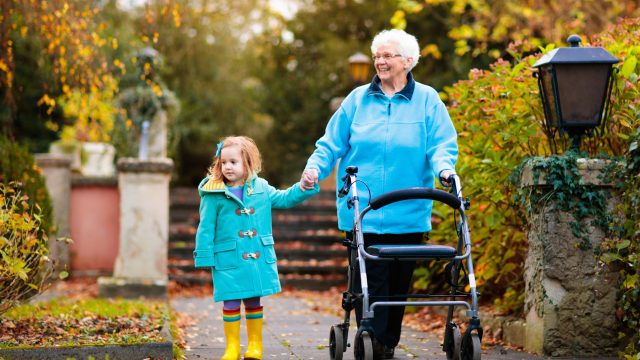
367, 72, 415, 100
199, 172, 259, 194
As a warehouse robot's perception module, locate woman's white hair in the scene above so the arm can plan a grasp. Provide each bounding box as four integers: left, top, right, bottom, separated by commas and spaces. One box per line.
371, 29, 420, 71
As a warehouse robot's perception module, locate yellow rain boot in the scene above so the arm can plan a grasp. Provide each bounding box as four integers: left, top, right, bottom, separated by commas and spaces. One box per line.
221, 309, 241, 360
243, 306, 264, 360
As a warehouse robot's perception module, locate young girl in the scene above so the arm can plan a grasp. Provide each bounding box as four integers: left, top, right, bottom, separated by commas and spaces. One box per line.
193, 136, 318, 360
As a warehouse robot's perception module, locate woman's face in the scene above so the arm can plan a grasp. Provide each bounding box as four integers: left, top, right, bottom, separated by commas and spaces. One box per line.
373, 43, 411, 84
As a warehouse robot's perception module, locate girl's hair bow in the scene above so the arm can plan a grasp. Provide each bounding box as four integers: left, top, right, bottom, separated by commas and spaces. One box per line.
215, 140, 224, 158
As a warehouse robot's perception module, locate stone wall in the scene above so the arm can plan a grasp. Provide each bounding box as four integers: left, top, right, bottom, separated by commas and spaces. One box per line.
521, 158, 622, 356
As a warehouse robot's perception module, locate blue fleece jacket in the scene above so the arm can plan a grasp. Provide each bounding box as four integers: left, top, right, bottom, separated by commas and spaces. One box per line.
305, 73, 458, 234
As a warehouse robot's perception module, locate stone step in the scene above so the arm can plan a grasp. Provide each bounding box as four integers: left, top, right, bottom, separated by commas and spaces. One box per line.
169, 273, 210, 286
272, 227, 344, 241
170, 187, 337, 205
272, 206, 337, 216
169, 260, 346, 275
272, 219, 338, 230
279, 275, 346, 291
169, 231, 343, 246
172, 209, 338, 224
170, 187, 200, 207
168, 273, 347, 291
169, 240, 346, 260
277, 263, 346, 275
170, 208, 200, 224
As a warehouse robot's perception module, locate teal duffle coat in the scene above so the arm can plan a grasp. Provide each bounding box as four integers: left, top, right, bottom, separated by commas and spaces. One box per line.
193, 174, 319, 302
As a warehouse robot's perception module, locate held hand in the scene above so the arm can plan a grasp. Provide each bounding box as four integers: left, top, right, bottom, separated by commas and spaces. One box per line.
299, 178, 315, 191
300, 169, 318, 190
439, 170, 456, 187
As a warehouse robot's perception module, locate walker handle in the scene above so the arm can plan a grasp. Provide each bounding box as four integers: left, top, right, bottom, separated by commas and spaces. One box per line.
369, 188, 461, 210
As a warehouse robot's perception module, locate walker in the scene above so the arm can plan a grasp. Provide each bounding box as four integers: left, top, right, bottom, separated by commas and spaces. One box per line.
328, 165, 482, 360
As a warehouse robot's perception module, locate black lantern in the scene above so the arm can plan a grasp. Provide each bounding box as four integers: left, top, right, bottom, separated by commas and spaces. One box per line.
533, 35, 619, 148
348, 52, 371, 84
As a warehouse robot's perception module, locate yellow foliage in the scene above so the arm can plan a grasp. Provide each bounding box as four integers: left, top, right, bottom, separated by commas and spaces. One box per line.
58, 74, 119, 143
390, 10, 407, 30
398, 0, 640, 58
172, 5, 182, 27
421, 43, 442, 59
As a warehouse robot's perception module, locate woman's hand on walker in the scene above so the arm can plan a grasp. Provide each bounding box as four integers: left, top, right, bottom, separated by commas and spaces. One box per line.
300, 169, 318, 191
439, 170, 456, 187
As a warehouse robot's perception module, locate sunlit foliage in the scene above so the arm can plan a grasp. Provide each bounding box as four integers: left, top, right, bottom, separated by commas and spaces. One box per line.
393, 0, 640, 59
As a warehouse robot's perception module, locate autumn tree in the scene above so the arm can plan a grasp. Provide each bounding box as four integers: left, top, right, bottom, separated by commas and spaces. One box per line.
394, 0, 640, 60
0, 0, 182, 152
1, 1, 122, 150
131, 0, 274, 184
249, 0, 400, 185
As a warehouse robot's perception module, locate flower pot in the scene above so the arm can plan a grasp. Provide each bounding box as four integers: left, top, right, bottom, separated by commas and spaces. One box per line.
81, 142, 115, 177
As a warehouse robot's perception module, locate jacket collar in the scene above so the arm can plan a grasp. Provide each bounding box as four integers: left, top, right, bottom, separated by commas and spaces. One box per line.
200, 172, 258, 193
367, 72, 415, 100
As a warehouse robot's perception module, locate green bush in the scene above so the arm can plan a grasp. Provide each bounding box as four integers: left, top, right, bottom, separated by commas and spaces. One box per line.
417, 18, 640, 319
608, 128, 640, 358
595, 20, 640, 354
0, 135, 53, 236
0, 182, 52, 315
0, 135, 55, 315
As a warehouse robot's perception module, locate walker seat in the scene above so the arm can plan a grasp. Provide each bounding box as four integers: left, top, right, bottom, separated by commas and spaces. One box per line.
366, 244, 457, 259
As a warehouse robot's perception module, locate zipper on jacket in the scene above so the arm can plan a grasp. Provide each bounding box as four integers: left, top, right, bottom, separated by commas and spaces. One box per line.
387, 102, 391, 116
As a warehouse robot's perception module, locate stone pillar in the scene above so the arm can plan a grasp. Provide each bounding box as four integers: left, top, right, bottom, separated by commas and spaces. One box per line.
34, 154, 72, 274
98, 158, 173, 298
520, 158, 621, 356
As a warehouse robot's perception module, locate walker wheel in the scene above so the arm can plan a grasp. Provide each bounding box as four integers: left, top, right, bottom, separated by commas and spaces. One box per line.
329, 325, 345, 360
354, 330, 373, 360
461, 332, 481, 360
444, 323, 462, 360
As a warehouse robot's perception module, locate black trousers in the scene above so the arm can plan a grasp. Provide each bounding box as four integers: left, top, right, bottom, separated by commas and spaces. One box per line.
347, 232, 425, 348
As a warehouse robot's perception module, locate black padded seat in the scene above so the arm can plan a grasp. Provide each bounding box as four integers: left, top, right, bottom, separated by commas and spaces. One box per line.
367, 244, 457, 259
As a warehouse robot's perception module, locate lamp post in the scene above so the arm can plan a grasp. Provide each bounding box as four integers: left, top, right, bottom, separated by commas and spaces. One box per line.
533, 35, 619, 150
348, 52, 371, 85
330, 52, 372, 113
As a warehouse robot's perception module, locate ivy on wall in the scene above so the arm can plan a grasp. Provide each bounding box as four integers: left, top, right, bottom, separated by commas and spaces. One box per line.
513, 151, 620, 250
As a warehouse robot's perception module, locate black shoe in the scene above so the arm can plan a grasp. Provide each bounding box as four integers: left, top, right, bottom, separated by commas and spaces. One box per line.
383, 345, 395, 359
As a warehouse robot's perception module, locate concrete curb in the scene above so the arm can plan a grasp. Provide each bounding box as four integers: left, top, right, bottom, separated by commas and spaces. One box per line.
432, 306, 528, 349
0, 320, 173, 360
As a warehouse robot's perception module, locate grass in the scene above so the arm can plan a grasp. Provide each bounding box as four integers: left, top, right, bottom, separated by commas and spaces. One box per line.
0, 297, 170, 349
4, 297, 165, 320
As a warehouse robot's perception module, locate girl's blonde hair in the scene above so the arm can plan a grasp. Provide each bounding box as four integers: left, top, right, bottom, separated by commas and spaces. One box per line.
207, 136, 262, 183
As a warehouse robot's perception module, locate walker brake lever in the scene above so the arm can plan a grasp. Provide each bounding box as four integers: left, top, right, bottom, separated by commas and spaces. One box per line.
338, 174, 350, 198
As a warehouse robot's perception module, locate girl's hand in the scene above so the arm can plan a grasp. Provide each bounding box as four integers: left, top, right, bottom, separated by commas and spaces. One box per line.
300, 169, 318, 190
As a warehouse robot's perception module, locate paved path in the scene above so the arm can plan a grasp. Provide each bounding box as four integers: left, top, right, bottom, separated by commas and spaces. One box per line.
170, 294, 576, 360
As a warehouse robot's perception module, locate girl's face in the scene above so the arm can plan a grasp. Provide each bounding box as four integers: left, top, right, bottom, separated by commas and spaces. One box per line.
220, 145, 246, 187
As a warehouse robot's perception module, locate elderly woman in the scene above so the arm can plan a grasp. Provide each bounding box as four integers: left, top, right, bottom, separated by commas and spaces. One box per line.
301, 29, 458, 359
